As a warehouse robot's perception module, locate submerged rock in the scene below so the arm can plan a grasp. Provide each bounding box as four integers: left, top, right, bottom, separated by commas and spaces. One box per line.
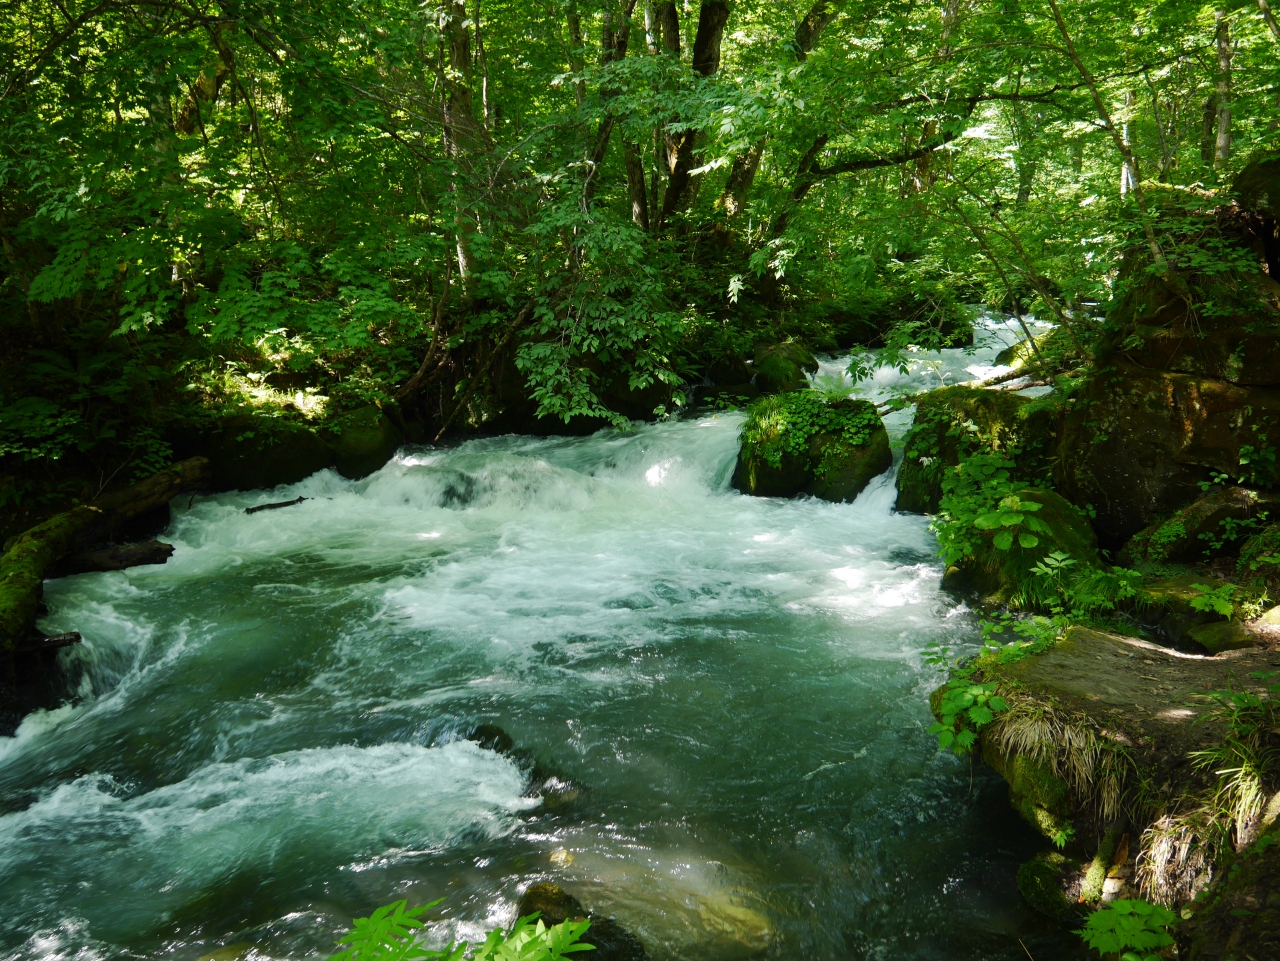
733, 395, 891, 502
516, 883, 647, 961
895, 385, 1061, 514
466, 724, 587, 812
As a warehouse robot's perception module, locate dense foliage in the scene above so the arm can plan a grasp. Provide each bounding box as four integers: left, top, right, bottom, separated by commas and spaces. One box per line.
5, 0, 1280, 514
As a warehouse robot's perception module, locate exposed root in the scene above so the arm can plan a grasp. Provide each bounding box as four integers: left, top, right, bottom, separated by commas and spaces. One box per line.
1135, 812, 1218, 906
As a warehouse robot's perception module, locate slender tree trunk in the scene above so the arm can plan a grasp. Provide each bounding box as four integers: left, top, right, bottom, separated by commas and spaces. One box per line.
1201, 93, 1218, 165
439, 1, 489, 292
1215, 10, 1233, 167
657, 1, 729, 226
1260, 0, 1280, 42
1046, 0, 1169, 275
582, 0, 639, 207
718, 2, 836, 217
625, 140, 650, 229
566, 0, 586, 108
1120, 91, 1137, 197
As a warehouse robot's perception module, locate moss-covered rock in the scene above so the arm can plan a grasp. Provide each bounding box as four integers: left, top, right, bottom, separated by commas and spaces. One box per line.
1120, 487, 1278, 565
752, 342, 818, 395
982, 737, 1074, 841
1017, 852, 1084, 921
323, 405, 404, 479
1054, 362, 1280, 548
941, 488, 1100, 606
733, 394, 892, 502
896, 386, 1062, 514
516, 884, 647, 961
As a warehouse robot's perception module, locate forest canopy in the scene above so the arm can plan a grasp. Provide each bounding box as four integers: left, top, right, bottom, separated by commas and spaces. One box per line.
3, 0, 1279, 513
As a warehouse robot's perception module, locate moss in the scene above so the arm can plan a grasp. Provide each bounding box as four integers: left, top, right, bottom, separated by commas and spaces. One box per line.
1018, 852, 1083, 921
0, 506, 101, 651
896, 386, 1062, 514
1080, 826, 1124, 903
734, 395, 892, 502
1121, 488, 1277, 565
982, 732, 1075, 841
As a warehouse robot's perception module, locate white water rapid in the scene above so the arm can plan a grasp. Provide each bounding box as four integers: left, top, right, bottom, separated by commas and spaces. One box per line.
0, 319, 1082, 961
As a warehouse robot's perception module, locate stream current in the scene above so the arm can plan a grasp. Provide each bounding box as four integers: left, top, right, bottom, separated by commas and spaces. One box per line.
0, 320, 1083, 961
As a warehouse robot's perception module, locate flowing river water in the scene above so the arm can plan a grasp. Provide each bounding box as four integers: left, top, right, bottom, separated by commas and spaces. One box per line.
0, 320, 1084, 961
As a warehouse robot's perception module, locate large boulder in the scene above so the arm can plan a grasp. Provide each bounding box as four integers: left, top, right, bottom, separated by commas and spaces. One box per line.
206, 415, 334, 491
897, 386, 1062, 514
323, 406, 403, 479
1120, 487, 1279, 565
1054, 362, 1280, 548
733, 395, 892, 502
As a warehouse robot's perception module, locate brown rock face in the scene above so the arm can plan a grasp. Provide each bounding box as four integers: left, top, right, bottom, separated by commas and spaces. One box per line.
1054, 362, 1280, 547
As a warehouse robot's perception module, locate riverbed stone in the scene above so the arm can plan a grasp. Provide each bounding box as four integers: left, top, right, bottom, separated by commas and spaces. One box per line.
941, 488, 1099, 607
207, 415, 334, 491
1016, 852, 1083, 921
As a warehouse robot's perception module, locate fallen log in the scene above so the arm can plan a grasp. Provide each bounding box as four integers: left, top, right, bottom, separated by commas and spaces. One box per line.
0, 457, 209, 653
245, 496, 307, 514
49, 540, 176, 578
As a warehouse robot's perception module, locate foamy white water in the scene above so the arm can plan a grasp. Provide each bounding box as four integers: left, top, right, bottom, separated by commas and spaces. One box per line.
0, 318, 1077, 961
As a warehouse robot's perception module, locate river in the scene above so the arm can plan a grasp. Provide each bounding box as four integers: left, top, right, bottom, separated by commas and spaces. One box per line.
0, 319, 1083, 961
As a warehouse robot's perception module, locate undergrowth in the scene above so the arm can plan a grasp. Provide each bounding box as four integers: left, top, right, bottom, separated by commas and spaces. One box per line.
739, 392, 881, 476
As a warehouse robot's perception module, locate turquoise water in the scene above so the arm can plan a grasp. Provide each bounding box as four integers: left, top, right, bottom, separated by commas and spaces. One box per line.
0, 321, 1082, 961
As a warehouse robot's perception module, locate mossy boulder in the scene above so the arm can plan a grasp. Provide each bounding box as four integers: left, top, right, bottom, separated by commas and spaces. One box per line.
733, 394, 891, 502
981, 737, 1074, 842
752, 342, 818, 395
1120, 487, 1279, 565
207, 415, 334, 491
896, 386, 1062, 514
1054, 362, 1280, 548
941, 488, 1100, 606
1017, 852, 1083, 921
1239, 523, 1280, 595
322, 406, 404, 479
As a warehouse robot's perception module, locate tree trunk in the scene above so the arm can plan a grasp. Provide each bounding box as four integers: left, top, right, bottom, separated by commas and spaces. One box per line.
625, 139, 650, 229
1215, 10, 1232, 167
657, 1, 729, 226
1201, 93, 1218, 166
716, 1, 836, 217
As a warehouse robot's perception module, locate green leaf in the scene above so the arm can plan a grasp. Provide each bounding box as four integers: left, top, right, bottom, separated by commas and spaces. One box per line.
1018, 532, 1039, 548
993, 530, 1014, 550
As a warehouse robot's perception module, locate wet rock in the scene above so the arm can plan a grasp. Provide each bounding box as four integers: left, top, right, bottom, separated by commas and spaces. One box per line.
1055, 362, 1280, 548
602, 375, 675, 422
1120, 487, 1279, 565
466, 724, 587, 812
516, 883, 647, 961
733, 396, 891, 502
895, 385, 1062, 514
49, 539, 174, 577
941, 488, 1099, 607
323, 406, 403, 479
207, 416, 334, 491
752, 342, 817, 395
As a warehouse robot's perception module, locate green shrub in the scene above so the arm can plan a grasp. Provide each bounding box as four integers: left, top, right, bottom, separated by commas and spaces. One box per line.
330, 899, 594, 961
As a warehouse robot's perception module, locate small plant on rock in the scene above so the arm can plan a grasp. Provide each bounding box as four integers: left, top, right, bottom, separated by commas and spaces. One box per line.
929, 679, 1008, 754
